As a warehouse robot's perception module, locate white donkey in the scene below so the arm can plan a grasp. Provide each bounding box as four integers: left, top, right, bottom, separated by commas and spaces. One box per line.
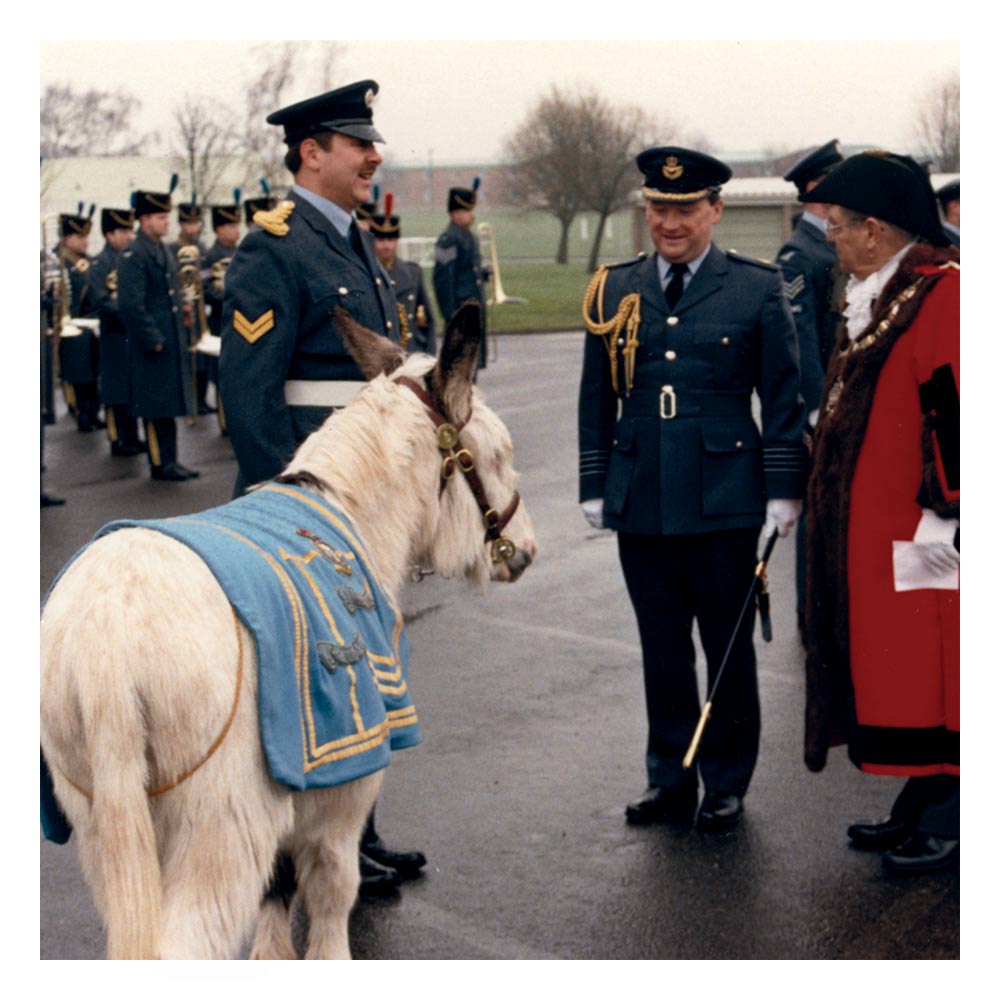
40, 304, 536, 959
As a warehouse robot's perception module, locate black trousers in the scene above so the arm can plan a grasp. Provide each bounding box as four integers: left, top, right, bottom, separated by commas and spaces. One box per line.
106, 404, 141, 448
889, 774, 960, 839
618, 527, 761, 797
143, 417, 178, 470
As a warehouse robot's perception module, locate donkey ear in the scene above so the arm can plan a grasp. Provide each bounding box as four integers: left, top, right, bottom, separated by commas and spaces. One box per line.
430, 300, 482, 424
333, 307, 406, 380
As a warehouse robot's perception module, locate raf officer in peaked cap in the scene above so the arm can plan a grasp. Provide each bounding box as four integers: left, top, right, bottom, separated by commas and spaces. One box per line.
90, 207, 143, 457
219, 80, 421, 902
372, 195, 437, 354
578, 147, 808, 830
219, 80, 401, 492
433, 179, 488, 369
776, 139, 845, 631
118, 179, 199, 481
936, 178, 960, 247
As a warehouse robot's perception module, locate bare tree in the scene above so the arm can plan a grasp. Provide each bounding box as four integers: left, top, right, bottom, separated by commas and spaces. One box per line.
40, 83, 155, 158
241, 42, 299, 192
576, 91, 661, 272
170, 94, 240, 205
502, 86, 592, 264
913, 73, 960, 172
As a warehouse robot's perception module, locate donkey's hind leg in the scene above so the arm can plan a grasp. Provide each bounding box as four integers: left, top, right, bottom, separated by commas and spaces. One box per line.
292, 771, 384, 960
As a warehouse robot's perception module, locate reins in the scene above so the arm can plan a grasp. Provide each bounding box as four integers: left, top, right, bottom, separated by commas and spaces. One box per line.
396, 375, 520, 564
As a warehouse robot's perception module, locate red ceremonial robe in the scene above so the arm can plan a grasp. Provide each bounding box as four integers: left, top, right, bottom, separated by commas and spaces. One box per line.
804, 243, 959, 778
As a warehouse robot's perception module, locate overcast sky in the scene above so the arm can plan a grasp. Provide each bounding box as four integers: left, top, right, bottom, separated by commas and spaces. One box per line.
40, 33, 960, 166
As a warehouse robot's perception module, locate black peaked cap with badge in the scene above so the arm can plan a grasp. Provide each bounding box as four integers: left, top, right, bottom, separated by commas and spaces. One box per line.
637, 147, 732, 203
266, 79, 384, 145
783, 139, 843, 193
806, 151, 949, 246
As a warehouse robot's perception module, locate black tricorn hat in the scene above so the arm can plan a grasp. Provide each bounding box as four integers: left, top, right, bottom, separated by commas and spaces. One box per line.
101, 208, 135, 233
132, 174, 179, 217
267, 79, 384, 146
783, 139, 843, 193
60, 202, 95, 237
936, 178, 960, 207
636, 147, 732, 203
448, 177, 480, 212
805, 151, 949, 246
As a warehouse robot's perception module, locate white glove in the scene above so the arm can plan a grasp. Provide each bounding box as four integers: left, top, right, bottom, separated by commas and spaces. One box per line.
581, 498, 605, 530
764, 498, 802, 538
913, 509, 959, 574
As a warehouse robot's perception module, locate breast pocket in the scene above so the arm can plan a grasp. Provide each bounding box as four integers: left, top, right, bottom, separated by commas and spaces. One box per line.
604, 418, 637, 518
701, 421, 765, 516
693, 325, 754, 388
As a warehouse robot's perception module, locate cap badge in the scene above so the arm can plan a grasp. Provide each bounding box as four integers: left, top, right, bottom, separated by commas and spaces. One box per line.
663, 157, 684, 181
364, 88, 375, 108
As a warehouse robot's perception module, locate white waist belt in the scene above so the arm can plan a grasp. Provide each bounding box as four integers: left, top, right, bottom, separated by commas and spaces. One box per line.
284, 379, 366, 408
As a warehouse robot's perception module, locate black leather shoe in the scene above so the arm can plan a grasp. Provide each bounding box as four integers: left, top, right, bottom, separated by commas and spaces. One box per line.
151, 463, 189, 481
625, 785, 698, 825
174, 463, 201, 479
41, 492, 66, 507
847, 816, 914, 851
361, 836, 427, 879
882, 832, 959, 874
697, 792, 743, 829
358, 855, 401, 898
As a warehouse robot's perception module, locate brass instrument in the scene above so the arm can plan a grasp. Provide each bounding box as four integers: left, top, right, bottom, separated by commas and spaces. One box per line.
177, 245, 218, 357
476, 222, 527, 306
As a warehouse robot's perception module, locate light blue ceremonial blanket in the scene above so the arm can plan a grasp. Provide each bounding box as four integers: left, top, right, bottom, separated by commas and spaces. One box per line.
41, 485, 420, 841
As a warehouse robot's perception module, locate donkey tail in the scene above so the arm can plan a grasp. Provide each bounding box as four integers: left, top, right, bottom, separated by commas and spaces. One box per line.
76, 642, 162, 959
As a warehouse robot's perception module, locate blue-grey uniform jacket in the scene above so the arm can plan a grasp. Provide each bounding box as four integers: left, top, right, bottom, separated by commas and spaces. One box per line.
119, 230, 193, 419
387, 257, 436, 354
433, 221, 487, 367
775, 217, 838, 412
578, 246, 808, 536
89, 243, 129, 405
219, 192, 400, 488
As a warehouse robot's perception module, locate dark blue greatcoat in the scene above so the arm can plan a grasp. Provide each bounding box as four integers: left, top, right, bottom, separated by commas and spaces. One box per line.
218, 192, 400, 489
433, 220, 487, 367
578, 246, 808, 536
775, 217, 838, 412
89, 243, 130, 406
118, 230, 194, 419
387, 257, 436, 354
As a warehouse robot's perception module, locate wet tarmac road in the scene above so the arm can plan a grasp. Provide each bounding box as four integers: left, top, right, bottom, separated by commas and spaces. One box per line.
39, 332, 961, 962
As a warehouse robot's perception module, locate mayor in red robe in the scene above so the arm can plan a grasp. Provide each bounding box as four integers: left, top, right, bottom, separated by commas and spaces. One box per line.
802, 152, 959, 875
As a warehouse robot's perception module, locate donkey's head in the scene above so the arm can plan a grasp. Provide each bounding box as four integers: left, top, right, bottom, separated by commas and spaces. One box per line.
334, 301, 537, 586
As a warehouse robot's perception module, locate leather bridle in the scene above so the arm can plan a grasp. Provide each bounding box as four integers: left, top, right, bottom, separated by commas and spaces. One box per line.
397, 375, 521, 564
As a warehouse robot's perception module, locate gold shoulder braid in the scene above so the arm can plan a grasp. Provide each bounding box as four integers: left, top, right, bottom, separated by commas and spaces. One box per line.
253, 199, 296, 237
582, 266, 641, 396
396, 302, 410, 349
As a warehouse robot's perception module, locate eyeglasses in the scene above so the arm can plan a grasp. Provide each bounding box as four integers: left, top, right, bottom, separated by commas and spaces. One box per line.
826, 218, 862, 236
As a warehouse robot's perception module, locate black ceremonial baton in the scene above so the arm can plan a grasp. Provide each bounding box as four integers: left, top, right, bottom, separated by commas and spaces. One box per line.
682, 529, 780, 770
